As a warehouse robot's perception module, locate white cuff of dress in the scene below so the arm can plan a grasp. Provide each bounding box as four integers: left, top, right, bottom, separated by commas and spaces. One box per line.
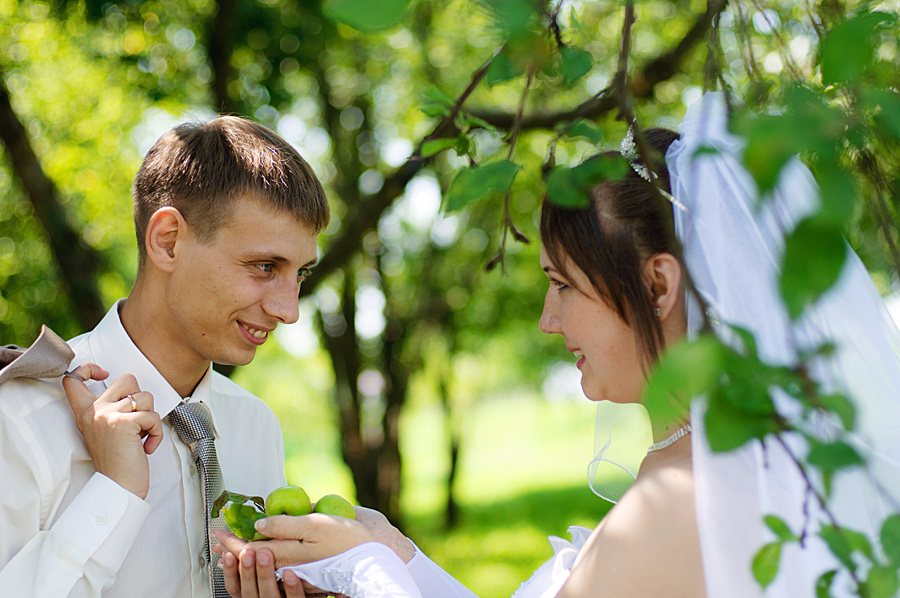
510, 526, 593, 598
405, 541, 479, 598
48, 472, 150, 573
276, 542, 423, 598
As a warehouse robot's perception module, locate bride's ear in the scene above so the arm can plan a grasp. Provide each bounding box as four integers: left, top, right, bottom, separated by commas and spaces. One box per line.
642, 252, 683, 320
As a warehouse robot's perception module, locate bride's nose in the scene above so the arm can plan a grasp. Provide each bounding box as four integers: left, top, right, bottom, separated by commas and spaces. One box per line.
539, 292, 561, 335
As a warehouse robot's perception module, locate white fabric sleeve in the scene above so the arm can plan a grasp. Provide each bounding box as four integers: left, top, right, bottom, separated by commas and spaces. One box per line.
404, 541, 479, 598
510, 526, 593, 598
276, 542, 423, 598
0, 437, 150, 598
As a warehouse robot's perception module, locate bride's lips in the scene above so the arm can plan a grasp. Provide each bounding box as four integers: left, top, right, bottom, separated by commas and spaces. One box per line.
568, 346, 586, 369
238, 322, 271, 346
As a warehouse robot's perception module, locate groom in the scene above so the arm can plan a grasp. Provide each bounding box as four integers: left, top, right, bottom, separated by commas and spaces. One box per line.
0, 115, 329, 596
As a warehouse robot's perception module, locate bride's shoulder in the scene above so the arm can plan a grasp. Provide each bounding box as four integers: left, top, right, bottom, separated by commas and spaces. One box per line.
556, 454, 704, 598
605, 452, 695, 538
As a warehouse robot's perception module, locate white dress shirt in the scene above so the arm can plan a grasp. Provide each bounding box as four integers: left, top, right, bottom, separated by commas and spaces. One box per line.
0, 301, 287, 597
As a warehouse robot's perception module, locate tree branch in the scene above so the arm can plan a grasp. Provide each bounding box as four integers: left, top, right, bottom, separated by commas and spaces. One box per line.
0, 70, 107, 330
469, 0, 729, 130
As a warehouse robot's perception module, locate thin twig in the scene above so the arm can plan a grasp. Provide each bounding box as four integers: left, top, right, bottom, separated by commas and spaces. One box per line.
614, 0, 636, 120
487, 68, 536, 272
424, 46, 504, 145
773, 434, 863, 586
550, 0, 565, 49
749, 0, 805, 80
803, 0, 824, 41
734, 0, 763, 83
857, 150, 900, 280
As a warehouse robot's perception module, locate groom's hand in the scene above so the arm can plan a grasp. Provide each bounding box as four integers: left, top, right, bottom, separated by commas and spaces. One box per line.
62, 363, 163, 499
214, 535, 314, 598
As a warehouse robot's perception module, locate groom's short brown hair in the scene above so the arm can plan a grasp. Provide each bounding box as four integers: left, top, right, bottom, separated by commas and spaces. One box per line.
132, 115, 329, 263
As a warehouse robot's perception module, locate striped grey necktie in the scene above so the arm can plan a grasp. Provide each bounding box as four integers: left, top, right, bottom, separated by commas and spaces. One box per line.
169, 402, 228, 598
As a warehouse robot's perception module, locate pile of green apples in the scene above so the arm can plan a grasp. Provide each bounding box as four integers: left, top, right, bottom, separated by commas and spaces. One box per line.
212, 486, 356, 541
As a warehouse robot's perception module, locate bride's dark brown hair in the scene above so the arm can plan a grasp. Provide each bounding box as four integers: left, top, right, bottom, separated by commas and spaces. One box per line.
540, 128, 681, 367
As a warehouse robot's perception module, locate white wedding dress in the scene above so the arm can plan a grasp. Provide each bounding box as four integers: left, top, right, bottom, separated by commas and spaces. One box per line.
276, 525, 593, 598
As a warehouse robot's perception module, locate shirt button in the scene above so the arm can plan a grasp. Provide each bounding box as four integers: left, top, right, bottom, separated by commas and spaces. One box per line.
198, 554, 206, 568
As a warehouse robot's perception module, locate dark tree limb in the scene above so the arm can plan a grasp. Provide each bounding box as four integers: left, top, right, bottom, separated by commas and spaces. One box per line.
209, 0, 239, 114
0, 70, 106, 330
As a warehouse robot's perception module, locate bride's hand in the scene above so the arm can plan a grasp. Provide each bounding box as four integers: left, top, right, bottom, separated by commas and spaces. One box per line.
215, 514, 378, 570
353, 506, 416, 563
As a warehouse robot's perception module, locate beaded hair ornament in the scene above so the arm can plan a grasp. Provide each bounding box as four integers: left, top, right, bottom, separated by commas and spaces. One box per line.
619, 126, 687, 212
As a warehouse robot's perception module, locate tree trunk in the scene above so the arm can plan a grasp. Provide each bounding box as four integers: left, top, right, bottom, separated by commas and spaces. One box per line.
0, 70, 106, 331
438, 373, 462, 528
208, 0, 239, 114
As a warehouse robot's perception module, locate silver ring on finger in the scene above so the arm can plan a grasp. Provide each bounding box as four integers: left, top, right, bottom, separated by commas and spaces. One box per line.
126, 394, 137, 412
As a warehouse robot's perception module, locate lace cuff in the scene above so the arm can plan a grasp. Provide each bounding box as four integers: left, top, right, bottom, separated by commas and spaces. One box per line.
275, 542, 423, 598
510, 526, 593, 598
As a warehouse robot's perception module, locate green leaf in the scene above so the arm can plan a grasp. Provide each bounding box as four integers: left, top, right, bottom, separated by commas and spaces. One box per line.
486, 52, 523, 87
820, 525, 854, 570
692, 145, 719, 157
323, 0, 409, 33
559, 46, 593, 87
863, 565, 900, 598
704, 390, 780, 452
211, 490, 266, 518
866, 89, 900, 140
420, 102, 451, 118
752, 542, 782, 588
818, 393, 856, 430
423, 86, 455, 106
444, 160, 520, 212
567, 119, 604, 144
820, 524, 873, 571
546, 155, 628, 208
807, 440, 864, 473
816, 570, 838, 598
454, 136, 472, 156
643, 335, 727, 424
820, 11, 897, 86
764, 515, 798, 542
813, 165, 856, 226
881, 514, 900, 565
422, 137, 462, 158
462, 113, 500, 136
779, 217, 848, 320
482, 0, 537, 36
737, 113, 800, 195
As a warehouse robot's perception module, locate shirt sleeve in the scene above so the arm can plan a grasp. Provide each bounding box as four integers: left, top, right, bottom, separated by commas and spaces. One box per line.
0, 403, 151, 598
404, 542, 480, 598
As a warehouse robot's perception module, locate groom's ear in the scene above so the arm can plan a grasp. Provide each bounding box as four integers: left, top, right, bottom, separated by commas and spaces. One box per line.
643, 252, 683, 320
145, 207, 187, 273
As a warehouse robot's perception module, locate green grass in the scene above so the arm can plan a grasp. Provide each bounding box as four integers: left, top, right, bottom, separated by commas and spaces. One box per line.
234, 344, 616, 598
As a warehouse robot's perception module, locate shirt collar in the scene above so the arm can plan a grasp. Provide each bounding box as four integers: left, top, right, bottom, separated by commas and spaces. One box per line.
87, 300, 219, 435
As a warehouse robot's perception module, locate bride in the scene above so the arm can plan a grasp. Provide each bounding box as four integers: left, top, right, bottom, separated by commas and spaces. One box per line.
214, 92, 900, 598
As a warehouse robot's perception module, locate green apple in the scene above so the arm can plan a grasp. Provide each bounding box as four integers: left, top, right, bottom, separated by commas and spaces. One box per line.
266, 485, 312, 517
312, 494, 356, 520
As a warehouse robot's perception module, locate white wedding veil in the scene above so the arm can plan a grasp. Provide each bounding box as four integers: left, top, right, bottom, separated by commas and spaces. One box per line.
666, 92, 900, 597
